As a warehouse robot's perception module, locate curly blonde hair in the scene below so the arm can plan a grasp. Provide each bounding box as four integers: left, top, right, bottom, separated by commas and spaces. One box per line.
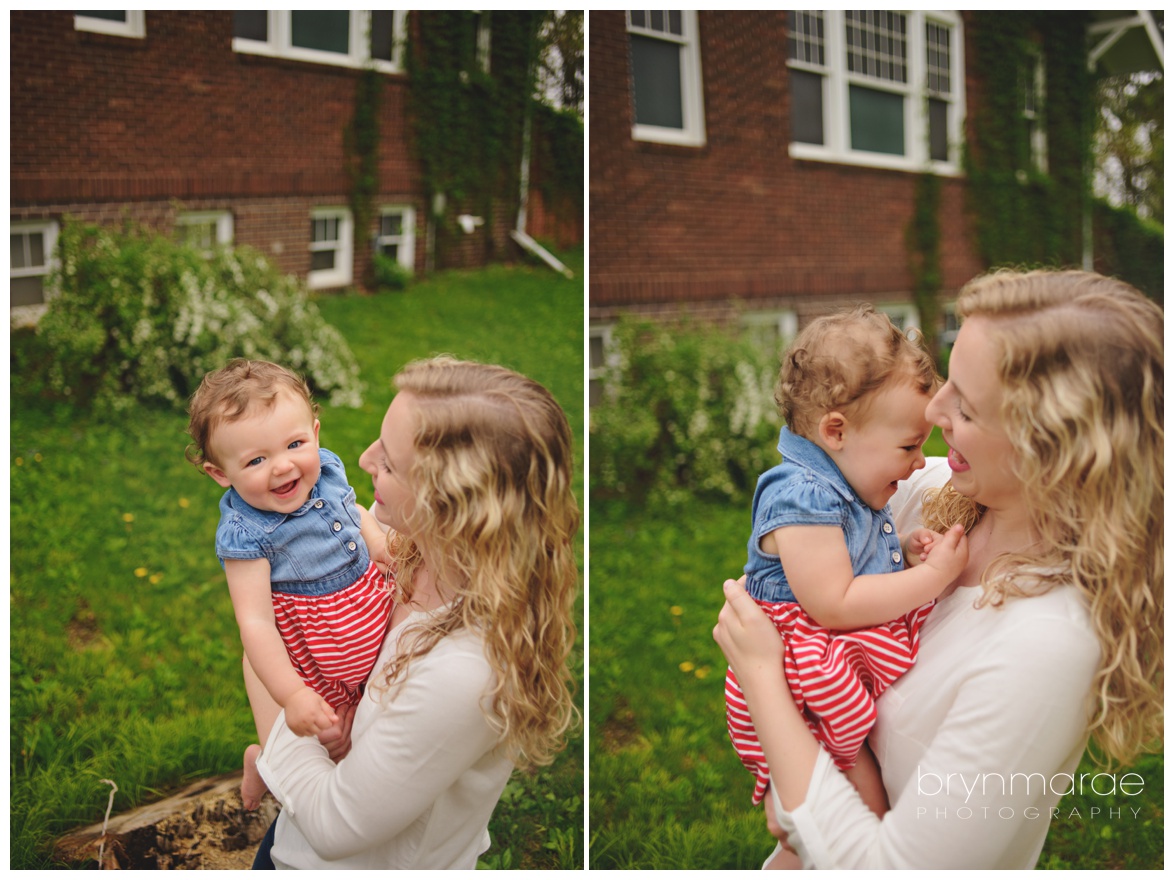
922, 269, 1163, 767
777, 304, 940, 439
185, 359, 319, 468
375, 357, 580, 769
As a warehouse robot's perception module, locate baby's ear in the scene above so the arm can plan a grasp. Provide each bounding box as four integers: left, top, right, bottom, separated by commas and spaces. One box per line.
203, 462, 233, 489
818, 411, 848, 450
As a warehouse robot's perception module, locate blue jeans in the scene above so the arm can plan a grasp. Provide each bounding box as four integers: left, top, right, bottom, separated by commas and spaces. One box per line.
252, 818, 277, 870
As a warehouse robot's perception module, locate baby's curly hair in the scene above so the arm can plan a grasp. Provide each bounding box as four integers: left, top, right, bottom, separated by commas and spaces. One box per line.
185, 359, 319, 468
777, 304, 940, 439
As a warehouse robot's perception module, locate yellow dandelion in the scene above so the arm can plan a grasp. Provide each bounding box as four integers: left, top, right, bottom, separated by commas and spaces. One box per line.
679, 661, 695, 673
134, 567, 149, 577
178, 498, 190, 509
15, 457, 23, 467
149, 573, 163, 584
670, 605, 684, 617
694, 666, 711, 680
122, 513, 135, 523
34, 453, 43, 462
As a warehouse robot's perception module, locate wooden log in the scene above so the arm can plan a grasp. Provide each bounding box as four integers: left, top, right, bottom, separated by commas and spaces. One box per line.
53, 771, 279, 870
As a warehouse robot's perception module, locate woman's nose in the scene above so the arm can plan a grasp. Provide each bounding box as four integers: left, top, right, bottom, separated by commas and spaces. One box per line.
358, 442, 375, 473
926, 384, 949, 428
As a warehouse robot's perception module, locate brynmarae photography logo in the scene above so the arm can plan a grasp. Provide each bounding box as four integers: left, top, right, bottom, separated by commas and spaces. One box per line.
914, 766, 1148, 821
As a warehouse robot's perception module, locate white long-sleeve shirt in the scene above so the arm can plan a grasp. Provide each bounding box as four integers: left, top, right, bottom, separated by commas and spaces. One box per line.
774, 458, 1100, 869
255, 608, 513, 869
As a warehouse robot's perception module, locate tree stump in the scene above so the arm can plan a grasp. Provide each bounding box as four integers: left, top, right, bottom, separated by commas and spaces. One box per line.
53, 772, 279, 870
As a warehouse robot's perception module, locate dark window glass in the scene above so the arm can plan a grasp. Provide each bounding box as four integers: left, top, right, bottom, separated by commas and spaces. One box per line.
790, 69, 824, 145
371, 11, 395, 61
311, 250, 335, 272
77, 11, 127, 23
849, 85, 904, 155
929, 98, 948, 161
233, 11, 267, 41
630, 34, 683, 129
291, 11, 349, 55
11, 276, 46, 307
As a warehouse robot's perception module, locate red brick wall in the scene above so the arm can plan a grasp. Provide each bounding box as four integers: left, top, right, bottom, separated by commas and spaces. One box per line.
589, 11, 983, 314
10, 11, 580, 282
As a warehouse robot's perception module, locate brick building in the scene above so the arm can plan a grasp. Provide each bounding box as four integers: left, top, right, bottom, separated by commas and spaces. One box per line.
588, 10, 1162, 401
11, 10, 579, 326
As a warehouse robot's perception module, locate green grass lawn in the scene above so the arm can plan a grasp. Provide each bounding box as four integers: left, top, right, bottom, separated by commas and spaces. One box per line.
588, 432, 1163, 870
10, 248, 585, 869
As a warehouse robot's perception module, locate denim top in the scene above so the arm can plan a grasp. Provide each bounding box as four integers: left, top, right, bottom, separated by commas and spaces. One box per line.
215, 448, 372, 596
744, 427, 904, 603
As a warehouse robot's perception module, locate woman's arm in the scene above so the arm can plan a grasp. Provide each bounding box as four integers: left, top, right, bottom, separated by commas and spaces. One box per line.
772, 524, 967, 630
255, 634, 502, 861
717, 578, 1099, 868
225, 558, 337, 736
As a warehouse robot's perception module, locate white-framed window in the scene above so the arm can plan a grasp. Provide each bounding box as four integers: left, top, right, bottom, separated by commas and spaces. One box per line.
875, 302, 920, 334
308, 207, 353, 289
11, 220, 59, 325
626, 10, 706, 147
589, 324, 617, 407
787, 10, 965, 174
739, 309, 799, 359
74, 11, 145, 39
176, 211, 234, 256
1020, 48, 1047, 176
375, 206, 416, 271
232, 11, 407, 74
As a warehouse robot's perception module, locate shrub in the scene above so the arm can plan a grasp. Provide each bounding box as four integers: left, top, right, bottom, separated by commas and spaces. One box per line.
35, 220, 364, 413
590, 317, 781, 506
371, 251, 413, 291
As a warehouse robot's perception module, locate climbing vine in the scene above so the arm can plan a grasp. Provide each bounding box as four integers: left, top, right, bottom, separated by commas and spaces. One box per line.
905, 170, 943, 366
964, 11, 1095, 269
406, 12, 544, 263
344, 62, 382, 280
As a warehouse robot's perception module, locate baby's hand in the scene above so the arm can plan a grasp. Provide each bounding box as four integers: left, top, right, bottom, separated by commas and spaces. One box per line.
923, 524, 969, 582
902, 528, 939, 566
285, 687, 340, 738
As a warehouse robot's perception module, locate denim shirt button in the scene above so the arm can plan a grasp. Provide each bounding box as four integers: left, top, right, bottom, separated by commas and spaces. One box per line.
891, 551, 902, 564
314, 500, 324, 509
883, 522, 893, 534
347, 541, 357, 551
333, 521, 342, 532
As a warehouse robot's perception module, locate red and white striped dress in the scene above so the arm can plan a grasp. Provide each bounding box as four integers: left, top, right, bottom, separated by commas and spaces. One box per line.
725, 599, 935, 805
273, 562, 395, 709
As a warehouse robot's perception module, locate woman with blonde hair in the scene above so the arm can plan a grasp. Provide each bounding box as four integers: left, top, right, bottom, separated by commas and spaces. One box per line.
253, 356, 579, 869
715, 269, 1162, 869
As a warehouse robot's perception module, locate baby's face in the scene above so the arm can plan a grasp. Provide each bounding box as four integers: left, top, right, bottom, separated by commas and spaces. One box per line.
834, 382, 933, 511
203, 392, 322, 514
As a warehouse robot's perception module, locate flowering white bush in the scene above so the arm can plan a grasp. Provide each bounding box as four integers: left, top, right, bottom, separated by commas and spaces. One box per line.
590, 317, 780, 505
37, 221, 364, 412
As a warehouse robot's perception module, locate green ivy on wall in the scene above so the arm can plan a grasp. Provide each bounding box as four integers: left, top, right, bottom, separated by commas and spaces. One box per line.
964, 11, 1095, 269
344, 63, 382, 280
407, 12, 544, 263
905, 170, 943, 366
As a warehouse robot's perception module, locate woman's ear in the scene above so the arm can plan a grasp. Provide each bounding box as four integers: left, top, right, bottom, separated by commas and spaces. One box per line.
818, 411, 848, 451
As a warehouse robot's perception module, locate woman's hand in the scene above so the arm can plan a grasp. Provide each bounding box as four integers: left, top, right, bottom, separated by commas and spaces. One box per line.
713, 576, 784, 683
320, 701, 357, 763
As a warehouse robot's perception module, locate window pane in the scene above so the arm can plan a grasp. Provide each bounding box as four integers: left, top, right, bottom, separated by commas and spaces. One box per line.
11, 234, 26, 270
77, 11, 127, 23
311, 250, 336, 272
28, 232, 44, 266
629, 11, 646, 29
668, 11, 682, 35
381, 214, 402, 236
846, 11, 907, 84
630, 34, 684, 129
929, 98, 948, 161
788, 11, 825, 66
849, 85, 904, 155
234, 11, 267, 42
590, 335, 605, 369
649, 11, 665, 32
371, 11, 395, 61
291, 11, 350, 55
590, 378, 602, 408
379, 242, 399, 261
11, 275, 46, 307
790, 69, 824, 145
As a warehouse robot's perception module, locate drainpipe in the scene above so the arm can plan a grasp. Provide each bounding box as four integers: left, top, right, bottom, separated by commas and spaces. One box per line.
511, 107, 574, 278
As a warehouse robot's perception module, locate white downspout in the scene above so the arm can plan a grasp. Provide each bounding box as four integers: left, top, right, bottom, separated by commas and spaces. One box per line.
512, 107, 574, 278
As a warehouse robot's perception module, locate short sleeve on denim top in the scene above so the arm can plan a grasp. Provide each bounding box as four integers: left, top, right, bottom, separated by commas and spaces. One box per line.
214, 448, 371, 596
744, 427, 904, 604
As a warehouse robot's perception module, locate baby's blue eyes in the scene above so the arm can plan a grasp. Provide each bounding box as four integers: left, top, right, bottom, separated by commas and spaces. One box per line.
247, 456, 263, 467
289, 440, 303, 449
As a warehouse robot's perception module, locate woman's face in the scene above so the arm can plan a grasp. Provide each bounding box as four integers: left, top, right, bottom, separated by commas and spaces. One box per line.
359, 391, 418, 534
926, 316, 1023, 511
